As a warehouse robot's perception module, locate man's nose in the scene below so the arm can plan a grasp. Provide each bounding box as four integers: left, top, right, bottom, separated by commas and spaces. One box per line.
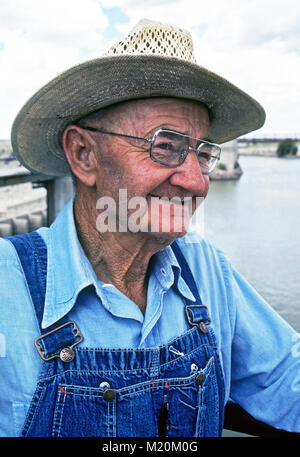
168, 149, 209, 195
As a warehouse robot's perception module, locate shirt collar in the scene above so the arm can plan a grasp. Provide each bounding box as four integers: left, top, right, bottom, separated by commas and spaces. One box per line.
154, 244, 196, 303
41, 197, 196, 328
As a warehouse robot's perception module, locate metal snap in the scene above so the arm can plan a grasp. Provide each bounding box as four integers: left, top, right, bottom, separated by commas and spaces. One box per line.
99, 381, 111, 389
59, 347, 75, 362
103, 388, 117, 402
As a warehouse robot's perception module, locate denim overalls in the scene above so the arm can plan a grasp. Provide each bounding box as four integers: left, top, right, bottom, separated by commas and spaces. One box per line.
8, 231, 225, 437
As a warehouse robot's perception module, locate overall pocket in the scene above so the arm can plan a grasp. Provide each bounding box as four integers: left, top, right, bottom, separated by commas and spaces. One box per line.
194, 356, 220, 437
51, 355, 220, 437
52, 384, 116, 437
165, 356, 218, 437
51, 381, 157, 437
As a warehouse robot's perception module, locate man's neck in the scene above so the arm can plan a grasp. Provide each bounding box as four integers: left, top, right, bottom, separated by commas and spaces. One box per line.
73, 190, 170, 313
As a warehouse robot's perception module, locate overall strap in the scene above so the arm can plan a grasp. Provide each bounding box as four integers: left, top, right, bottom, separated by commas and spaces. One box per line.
171, 241, 211, 332
6, 232, 83, 362
7, 231, 47, 329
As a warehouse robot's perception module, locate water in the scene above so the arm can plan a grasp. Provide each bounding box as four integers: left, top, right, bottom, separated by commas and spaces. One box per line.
203, 155, 300, 332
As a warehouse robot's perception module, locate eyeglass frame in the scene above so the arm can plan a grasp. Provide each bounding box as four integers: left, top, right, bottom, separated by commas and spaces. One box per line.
75, 124, 222, 174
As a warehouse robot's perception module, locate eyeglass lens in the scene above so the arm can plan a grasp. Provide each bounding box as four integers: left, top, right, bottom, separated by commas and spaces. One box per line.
151, 131, 219, 172
152, 131, 189, 166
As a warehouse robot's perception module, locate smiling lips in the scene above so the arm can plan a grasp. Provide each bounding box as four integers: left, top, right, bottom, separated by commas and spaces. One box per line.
149, 194, 194, 204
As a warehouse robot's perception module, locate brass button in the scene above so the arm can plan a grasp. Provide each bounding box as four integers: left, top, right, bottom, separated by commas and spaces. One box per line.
59, 347, 75, 362
195, 372, 205, 386
103, 388, 117, 402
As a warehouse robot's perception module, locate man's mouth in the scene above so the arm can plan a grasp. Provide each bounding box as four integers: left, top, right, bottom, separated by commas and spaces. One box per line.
148, 194, 192, 204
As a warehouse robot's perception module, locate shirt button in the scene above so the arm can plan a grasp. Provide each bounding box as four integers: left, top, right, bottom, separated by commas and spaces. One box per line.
59, 347, 75, 362
198, 322, 208, 334
195, 373, 205, 386
160, 268, 166, 276
103, 388, 117, 402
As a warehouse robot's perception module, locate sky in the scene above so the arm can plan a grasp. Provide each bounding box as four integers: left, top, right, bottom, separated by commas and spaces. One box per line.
0, 0, 299, 140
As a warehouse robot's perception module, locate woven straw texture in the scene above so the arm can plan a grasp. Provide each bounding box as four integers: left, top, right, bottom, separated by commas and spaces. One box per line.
105, 19, 196, 63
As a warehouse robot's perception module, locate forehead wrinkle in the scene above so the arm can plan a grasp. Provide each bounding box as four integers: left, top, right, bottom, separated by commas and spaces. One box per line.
91, 97, 210, 140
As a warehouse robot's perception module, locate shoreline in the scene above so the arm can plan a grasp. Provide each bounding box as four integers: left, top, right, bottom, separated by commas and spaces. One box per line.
239, 151, 300, 158
210, 169, 243, 181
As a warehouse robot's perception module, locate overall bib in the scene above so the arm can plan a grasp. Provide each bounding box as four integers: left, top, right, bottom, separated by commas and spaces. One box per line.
8, 232, 225, 437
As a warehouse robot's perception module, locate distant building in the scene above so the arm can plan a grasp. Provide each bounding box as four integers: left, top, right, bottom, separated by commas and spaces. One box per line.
210, 139, 243, 180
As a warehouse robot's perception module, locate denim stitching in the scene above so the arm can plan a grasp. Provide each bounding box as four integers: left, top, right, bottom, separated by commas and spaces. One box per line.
23, 381, 48, 436
55, 367, 213, 399
106, 400, 110, 437
52, 389, 61, 436
58, 390, 67, 437
38, 342, 215, 382
112, 399, 116, 437
53, 388, 67, 437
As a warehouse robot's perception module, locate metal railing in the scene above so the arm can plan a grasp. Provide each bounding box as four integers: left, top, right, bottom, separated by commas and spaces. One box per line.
0, 164, 73, 236
238, 134, 300, 144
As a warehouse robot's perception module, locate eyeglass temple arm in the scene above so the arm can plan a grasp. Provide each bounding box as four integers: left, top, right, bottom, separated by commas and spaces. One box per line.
77, 126, 153, 144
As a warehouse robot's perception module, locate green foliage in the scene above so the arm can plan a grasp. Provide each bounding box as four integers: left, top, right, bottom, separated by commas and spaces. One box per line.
217, 162, 227, 170
276, 140, 298, 157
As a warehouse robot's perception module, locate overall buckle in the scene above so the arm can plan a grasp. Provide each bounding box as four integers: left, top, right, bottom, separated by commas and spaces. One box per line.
34, 321, 84, 362
185, 305, 211, 334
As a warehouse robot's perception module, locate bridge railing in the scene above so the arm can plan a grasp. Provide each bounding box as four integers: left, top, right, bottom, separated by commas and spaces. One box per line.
238, 134, 300, 144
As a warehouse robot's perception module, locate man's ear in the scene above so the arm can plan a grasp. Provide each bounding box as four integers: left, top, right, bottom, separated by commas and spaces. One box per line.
62, 125, 98, 187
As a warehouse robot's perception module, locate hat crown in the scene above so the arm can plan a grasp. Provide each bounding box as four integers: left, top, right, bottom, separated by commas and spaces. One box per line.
104, 18, 196, 63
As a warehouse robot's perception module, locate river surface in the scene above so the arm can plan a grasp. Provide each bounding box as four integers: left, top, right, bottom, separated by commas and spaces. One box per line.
200, 155, 300, 332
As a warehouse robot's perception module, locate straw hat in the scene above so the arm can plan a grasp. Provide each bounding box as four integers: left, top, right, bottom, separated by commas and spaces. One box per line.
11, 18, 265, 176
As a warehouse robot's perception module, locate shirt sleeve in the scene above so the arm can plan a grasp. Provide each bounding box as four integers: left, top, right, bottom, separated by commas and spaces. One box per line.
228, 263, 300, 432
0, 238, 42, 437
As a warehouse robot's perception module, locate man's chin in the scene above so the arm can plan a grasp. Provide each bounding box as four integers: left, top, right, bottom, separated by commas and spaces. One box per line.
146, 226, 189, 244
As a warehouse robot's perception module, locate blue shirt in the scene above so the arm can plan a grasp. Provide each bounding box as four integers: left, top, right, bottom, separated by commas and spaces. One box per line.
1, 197, 300, 436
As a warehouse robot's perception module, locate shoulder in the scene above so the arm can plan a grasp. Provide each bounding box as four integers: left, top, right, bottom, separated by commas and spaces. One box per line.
0, 236, 21, 265
0, 228, 50, 285
0, 230, 50, 318
0, 227, 49, 264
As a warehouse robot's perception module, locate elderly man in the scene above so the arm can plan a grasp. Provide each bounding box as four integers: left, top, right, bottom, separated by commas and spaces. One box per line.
1, 19, 300, 438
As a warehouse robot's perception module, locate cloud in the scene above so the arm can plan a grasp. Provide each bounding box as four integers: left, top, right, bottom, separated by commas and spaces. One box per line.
0, 0, 108, 138
99, 0, 300, 136
0, 0, 108, 47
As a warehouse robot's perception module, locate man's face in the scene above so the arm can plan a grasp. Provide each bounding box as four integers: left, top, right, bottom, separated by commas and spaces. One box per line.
91, 97, 210, 240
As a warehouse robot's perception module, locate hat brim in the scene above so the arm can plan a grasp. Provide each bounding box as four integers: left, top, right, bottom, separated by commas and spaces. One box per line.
11, 55, 265, 176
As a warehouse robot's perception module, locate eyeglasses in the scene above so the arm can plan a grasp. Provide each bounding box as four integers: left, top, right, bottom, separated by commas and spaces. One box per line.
77, 125, 221, 175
